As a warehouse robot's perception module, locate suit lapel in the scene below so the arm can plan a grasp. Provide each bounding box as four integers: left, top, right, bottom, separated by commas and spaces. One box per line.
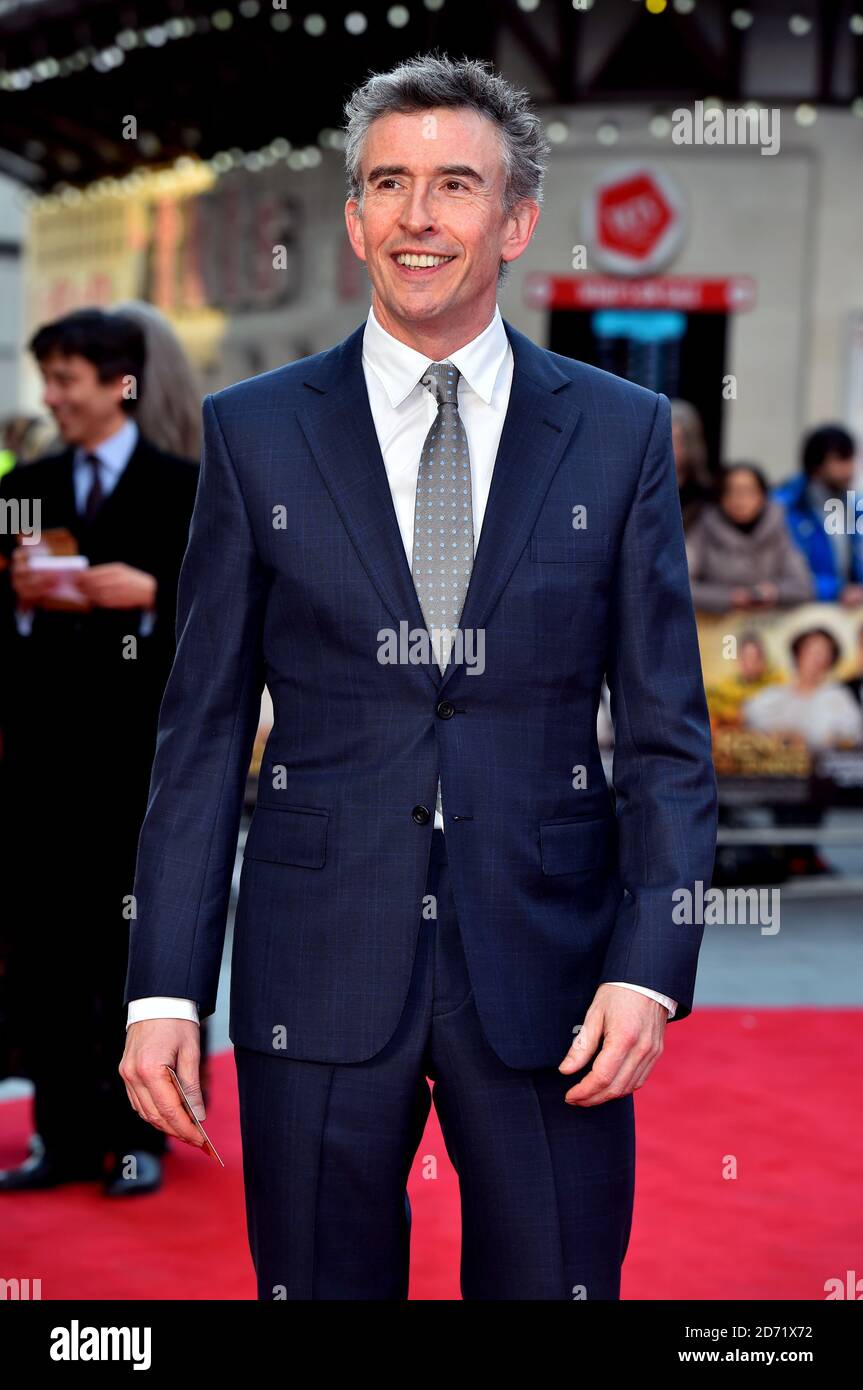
297, 324, 437, 689
29, 449, 81, 543
437, 322, 582, 691
83, 436, 150, 540
47, 449, 78, 532
296, 317, 583, 695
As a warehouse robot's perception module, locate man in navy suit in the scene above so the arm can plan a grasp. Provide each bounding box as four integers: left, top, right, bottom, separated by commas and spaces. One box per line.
121, 54, 717, 1299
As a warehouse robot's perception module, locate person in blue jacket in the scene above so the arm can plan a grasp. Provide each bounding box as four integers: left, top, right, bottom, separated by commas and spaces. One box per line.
774, 424, 863, 605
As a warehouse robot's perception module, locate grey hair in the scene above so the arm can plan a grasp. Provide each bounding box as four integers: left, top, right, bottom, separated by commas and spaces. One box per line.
670, 398, 711, 488
343, 52, 550, 284
111, 300, 203, 462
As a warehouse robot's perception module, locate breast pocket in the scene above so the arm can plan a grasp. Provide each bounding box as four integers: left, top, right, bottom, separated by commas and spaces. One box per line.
243, 804, 329, 869
539, 815, 616, 876
530, 534, 610, 563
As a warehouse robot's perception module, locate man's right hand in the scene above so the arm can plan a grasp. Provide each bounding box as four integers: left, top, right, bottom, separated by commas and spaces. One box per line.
119, 1020, 207, 1148
10, 545, 58, 605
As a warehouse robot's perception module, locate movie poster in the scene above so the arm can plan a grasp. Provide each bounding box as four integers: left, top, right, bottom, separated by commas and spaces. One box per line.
696, 604, 863, 806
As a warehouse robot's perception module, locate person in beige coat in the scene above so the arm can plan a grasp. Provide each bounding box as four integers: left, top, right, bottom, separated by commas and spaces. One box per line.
686, 464, 813, 614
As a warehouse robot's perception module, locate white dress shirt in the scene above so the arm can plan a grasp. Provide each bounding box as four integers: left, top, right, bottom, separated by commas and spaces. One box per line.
73, 417, 139, 514
15, 416, 155, 638
363, 299, 512, 831
127, 305, 675, 1026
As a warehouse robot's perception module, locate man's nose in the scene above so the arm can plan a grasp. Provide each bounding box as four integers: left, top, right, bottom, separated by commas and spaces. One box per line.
400, 186, 436, 232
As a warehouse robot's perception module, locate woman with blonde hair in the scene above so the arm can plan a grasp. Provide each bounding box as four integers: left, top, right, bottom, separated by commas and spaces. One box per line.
111, 301, 203, 462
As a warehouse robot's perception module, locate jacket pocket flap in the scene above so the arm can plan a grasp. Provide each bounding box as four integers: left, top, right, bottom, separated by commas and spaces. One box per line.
243, 804, 329, 869
539, 816, 614, 875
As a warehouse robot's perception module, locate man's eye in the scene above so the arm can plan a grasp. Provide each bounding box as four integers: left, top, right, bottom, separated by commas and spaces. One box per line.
376, 179, 400, 189
444, 181, 467, 191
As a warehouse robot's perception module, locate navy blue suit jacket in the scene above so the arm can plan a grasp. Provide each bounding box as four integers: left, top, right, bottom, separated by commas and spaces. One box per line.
124, 318, 718, 1069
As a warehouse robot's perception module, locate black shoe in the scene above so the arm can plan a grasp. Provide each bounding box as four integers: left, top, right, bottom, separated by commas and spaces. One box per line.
0, 1151, 104, 1191
103, 1150, 163, 1197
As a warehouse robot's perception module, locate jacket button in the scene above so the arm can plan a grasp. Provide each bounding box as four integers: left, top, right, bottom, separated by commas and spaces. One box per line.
436, 699, 455, 719
411, 804, 430, 825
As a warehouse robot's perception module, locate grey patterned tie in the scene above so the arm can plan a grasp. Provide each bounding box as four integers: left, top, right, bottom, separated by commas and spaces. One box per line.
411, 361, 474, 673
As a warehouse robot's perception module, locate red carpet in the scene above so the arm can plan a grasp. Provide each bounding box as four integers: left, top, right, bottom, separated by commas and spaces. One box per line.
1, 1008, 860, 1300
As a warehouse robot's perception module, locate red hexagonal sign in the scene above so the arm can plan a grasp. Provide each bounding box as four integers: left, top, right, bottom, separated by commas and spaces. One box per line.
584, 163, 687, 276
598, 173, 672, 259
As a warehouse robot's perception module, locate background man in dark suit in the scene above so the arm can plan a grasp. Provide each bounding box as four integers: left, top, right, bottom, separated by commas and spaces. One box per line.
0, 309, 199, 1195
121, 55, 717, 1296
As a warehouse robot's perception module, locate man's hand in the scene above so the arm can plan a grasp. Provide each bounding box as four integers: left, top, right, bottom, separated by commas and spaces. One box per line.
9, 545, 58, 605
558, 983, 667, 1106
119, 1020, 207, 1147
78, 562, 157, 609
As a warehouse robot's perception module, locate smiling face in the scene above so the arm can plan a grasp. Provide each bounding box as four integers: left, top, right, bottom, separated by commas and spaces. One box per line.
38, 350, 128, 449
795, 632, 836, 684
345, 107, 540, 351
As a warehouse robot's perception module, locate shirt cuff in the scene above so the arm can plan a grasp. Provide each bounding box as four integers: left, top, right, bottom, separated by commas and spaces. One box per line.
607, 982, 677, 1019
14, 606, 34, 636
126, 996, 200, 1029
138, 607, 156, 638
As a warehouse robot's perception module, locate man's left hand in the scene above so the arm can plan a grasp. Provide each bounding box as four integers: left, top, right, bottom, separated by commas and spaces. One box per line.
558, 983, 667, 1106
78, 562, 157, 610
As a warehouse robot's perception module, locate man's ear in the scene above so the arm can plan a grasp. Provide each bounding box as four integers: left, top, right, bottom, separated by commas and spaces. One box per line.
344, 199, 367, 264
501, 199, 541, 268
109, 373, 131, 412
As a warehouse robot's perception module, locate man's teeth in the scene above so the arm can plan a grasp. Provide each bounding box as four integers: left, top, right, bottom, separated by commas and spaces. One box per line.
395, 253, 454, 267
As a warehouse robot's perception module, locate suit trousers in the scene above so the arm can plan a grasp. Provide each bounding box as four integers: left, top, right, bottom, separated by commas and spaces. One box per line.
233, 829, 636, 1300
